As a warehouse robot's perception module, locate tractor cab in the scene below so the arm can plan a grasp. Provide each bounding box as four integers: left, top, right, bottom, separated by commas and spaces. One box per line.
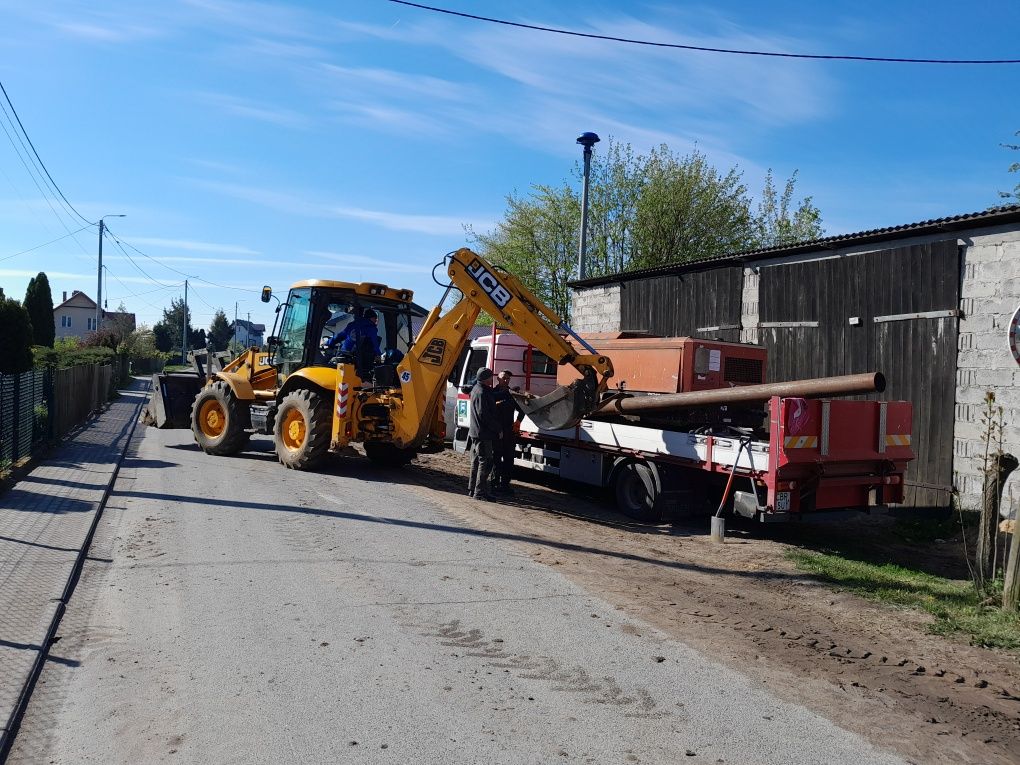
265, 279, 425, 386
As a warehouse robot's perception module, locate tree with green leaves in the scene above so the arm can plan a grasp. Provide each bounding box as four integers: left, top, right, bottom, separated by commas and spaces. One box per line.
152, 297, 192, 356
1000, 130, 1020, 203
754, 170, 823, 249
208, 309, 232, 351
0, 295, 35, 374
23, 272, 55, 348
470, 138, 823, 318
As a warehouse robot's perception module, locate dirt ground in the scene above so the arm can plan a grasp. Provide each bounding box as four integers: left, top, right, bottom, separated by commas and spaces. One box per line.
403, 450, 1020, 765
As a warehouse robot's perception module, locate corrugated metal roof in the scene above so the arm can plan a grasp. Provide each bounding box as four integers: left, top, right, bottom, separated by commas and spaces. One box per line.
570, 204, 1020, 288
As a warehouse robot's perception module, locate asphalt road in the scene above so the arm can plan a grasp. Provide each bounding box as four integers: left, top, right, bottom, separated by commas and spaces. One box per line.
10, 426, 906, 765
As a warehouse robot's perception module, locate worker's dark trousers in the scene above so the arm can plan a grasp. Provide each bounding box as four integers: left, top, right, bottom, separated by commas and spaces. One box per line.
493, 433, 515, 487
468, 439, 495, 497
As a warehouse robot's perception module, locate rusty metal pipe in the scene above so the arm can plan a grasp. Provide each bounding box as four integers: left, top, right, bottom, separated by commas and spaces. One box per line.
594, 372, 886, 415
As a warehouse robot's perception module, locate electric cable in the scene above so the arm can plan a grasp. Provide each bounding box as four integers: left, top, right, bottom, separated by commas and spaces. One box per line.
385, 1, 1020, 64
103, 225, 261, 295
0, 78, 92, 223
0, 225, 94, 262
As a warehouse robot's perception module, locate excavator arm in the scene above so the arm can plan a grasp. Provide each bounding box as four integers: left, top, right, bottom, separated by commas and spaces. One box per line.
389, 248, 613, 448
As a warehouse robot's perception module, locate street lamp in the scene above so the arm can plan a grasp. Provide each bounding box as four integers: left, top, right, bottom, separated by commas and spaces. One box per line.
576, 132, 600, 281
97, 214, 126, 333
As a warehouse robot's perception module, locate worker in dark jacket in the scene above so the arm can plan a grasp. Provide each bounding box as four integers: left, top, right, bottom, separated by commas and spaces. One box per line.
491, 370, 521, 495
467, 367, 499, 500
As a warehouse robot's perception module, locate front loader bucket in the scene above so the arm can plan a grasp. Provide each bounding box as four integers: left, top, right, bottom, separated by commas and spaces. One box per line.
150, 372, 204, 428
512, 380, 594, 431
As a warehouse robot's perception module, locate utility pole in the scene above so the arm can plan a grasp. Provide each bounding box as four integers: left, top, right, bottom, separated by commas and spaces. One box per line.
246, 311, 251, 347
234, 302, 238, 349
96, 219, 103, 333
576, 132, 600, 281
182, 279, 189, 364
96, 214, 125, 333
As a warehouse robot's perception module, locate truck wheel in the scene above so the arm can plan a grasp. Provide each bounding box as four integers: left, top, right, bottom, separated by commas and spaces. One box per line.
191, 381, 251, 456
614, 461, 663, 522
274, 388, 331, 470
364, 442, 416, 467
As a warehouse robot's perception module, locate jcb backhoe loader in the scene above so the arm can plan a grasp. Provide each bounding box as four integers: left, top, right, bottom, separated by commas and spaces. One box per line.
188, 248, 613, 469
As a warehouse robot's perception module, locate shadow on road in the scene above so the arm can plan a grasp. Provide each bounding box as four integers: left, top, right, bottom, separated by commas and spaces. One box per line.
111, 476, 814, 584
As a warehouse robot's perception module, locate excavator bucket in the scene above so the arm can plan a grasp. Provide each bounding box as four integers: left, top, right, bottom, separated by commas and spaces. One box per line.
511, 379, 595, 431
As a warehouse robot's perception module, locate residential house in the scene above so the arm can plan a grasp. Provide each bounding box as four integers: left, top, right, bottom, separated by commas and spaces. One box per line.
53, 290, 99, 339
53, 290, 136, 340
232, 318, 266, 348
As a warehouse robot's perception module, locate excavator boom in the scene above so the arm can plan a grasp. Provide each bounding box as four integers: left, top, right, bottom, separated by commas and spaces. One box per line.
391, 248, 613, 444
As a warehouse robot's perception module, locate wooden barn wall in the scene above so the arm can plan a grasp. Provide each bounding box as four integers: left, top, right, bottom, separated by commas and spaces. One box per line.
619, 267, 743, 342
759, 240, 961, 509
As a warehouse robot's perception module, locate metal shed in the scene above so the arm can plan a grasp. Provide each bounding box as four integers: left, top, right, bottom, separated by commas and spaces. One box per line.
569, 205, 1020, 512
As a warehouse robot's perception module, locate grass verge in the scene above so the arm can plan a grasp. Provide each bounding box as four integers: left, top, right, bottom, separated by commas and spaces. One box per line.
786, 549, 1020, 651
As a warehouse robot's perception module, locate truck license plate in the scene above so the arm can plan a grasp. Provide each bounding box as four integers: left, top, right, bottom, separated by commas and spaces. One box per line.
776, 491, 791, 512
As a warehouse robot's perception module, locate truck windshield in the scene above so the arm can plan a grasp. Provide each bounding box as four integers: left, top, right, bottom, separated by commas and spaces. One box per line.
462, 348, 489, 388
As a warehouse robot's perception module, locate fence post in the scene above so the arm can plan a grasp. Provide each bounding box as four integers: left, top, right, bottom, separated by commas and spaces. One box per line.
12, 373, 20, 463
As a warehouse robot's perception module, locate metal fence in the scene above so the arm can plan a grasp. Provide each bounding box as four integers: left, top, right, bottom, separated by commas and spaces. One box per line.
0, 363, 115, 468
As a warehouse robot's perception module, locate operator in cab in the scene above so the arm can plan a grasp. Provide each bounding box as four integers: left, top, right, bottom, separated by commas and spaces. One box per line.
466, 367, 499, 501
323, 307, 382, 372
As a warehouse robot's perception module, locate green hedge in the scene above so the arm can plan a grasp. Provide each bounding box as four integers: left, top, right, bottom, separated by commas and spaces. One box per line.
33, 340, 117, 370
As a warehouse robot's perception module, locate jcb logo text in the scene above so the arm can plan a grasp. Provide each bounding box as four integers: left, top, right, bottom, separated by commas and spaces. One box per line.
466, 259, 512, 309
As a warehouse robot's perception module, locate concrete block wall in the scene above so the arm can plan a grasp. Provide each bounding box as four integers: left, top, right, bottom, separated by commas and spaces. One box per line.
570, 283, 621, 334
740, 267, 759, 345
953, 227, 1020, 512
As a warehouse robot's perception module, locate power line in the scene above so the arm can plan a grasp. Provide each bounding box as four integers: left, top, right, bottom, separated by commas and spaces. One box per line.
0, 78, 92, 223
187, 281, 218, 311
0, 104, 87, 238
0, 224, 94, 262
103, 226, 261, 294
104, 229, 179, 288
385, 0, 1020, 65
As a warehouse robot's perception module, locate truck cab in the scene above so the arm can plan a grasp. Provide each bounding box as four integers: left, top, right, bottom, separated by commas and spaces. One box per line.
449, 331, 559, 450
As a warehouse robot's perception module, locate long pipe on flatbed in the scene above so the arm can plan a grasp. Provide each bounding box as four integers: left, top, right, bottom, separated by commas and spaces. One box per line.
593, 372, 886, 415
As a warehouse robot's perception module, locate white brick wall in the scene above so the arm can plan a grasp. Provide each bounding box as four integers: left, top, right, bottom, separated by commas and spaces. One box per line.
570, 284, 621, 333
954, 227, 1020, 510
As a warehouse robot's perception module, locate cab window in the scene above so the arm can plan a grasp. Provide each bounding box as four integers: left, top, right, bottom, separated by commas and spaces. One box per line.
277, 287, 311, 375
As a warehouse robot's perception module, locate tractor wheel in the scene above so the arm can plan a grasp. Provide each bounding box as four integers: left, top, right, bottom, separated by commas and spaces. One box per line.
274, 388, 331, 470
364, 442, 416, 467
191, 381, 251, 456
613, 461, 663, 522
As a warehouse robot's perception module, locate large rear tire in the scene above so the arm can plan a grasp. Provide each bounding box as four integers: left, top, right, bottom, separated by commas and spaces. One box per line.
274, 388, 331, 470
613, 461, 663, 522
364, 442, 416, 467
191, 381, 251, 456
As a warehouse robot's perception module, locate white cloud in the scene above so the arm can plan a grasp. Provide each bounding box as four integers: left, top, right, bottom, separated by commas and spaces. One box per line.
126, 237, 261, 255
104, 253, 431, 273
196, 92, 312, 129
191, 179, 494, 236
319, 64, 469, 103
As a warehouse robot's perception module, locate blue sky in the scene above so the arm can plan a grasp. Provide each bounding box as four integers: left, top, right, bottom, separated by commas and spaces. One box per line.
1, 0, 1018, 332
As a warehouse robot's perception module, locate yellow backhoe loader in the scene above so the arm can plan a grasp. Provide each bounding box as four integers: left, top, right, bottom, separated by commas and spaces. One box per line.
188, 248, 613, 469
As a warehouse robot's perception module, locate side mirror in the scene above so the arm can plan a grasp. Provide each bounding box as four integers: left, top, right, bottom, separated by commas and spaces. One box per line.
261, 286, 272, 303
